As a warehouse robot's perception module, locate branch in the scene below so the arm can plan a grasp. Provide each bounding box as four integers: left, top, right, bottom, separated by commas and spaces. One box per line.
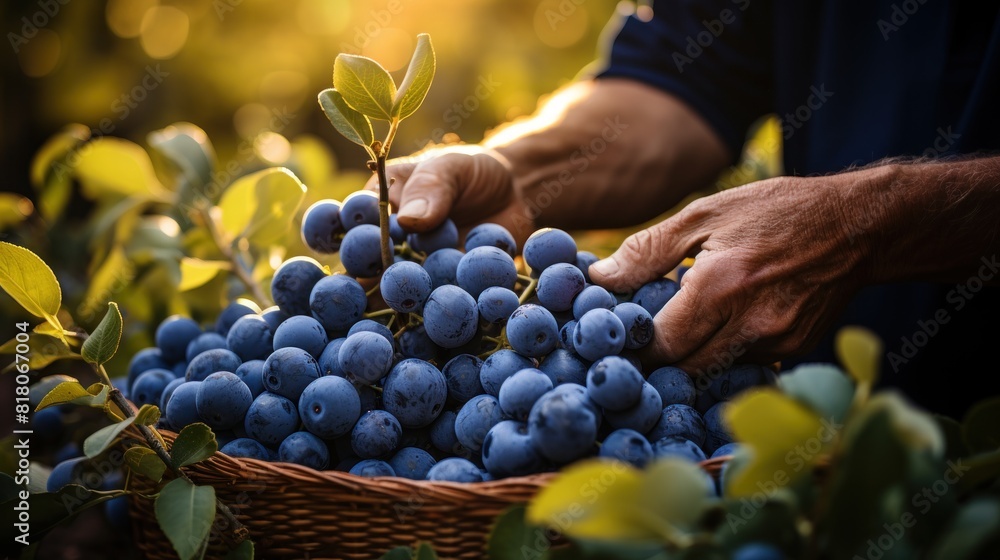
199, 207, 273, 308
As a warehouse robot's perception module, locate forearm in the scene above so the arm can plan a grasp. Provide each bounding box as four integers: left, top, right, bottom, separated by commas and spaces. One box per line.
484, 78, 731, 230
862, 156, 1000, 284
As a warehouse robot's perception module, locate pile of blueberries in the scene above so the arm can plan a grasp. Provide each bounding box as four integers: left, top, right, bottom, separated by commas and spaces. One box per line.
121, 191, 776, 484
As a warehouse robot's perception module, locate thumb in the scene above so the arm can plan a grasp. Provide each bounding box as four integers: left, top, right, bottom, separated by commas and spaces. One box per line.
589, 215, 704, 292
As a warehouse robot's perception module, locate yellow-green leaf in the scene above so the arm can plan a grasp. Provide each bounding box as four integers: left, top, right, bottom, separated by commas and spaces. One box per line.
79, 247, 135, 325
73, 137, 164, 199
179, 258, 230, 292
724, 390, 826, 497
83, 416, 136, 457
334, 54, 397, 121
155, 478, 216, 560
82, 302, 123, 366
318, 88, 375, 151
31, 124, 90, 221
124, 447, 166, 482
218, 167, 306, 246
28, 375, 76, 407
135, 404, 161, 426
0, 333, 78, 372
170, 423, 218, 469
392, 34, 436, 120
147, 122, 216, 193
0, 194, 33, 230
835, 326, 882, 387
36, 381, 91, 411
0, 241, 61, 320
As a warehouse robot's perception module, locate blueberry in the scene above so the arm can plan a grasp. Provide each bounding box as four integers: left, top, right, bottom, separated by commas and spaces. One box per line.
127, 347, 170, 389
477, 286, 520, 325
523, 228, 577, 273
455, 394, 504, 451
272, 315, 328, 358
711, 442, 741, 459
539, 349, 588, 386
422, 248, 464, 289
703, 402, 733, 455
351, 410, 402, 458
216, 299, 262, 336
600, 428, 653, 467
47, 456, 87, 491
709, 364, 771, 401
575, 251, 599, 283
380, 260, 433, 313
220, 438, 272, 461
506, 304, 559, 358
528, 388, 598, 464
427, 457, 483, 482
480, 349, 534, 397
272, 257, 327, 316
573, 308, 626, 361
234, 360, 266, 398
572, 285, 616, 320
164, 381, 202, 429
647, 367, 697, 407
383, 359, 448, 429
260, 305, 290, 333
340, 190, 380, 230
558, 321, 578, 353
732, 543, 786, 560
262, 347, 321, 401
398, 325, 440, 361
310, 274, 367, 332
350, 459, 396, 477
298, 376, 361, 439
185, 332, 228, 362
586, 356, 643, 411
317, 338, 347, 377
632, 278, 679, 316
279, 431, 330, 469
342, 224, 393, 277
536, 263, 585, 313
159, 378, 186, 414
389, 447, 437, 480
32, 407, 63, 439
131, 368, 176, 408
429, 410, 460, 454
408, 218, 459, 253
612, 302, 654, 349
196, 372, 253, 430
244, 392, 300, 447
482, 420, 546, 478
347, 319, 395, 348
648, 404, 707, 447
423, 285, 479, 349
464, 223, 517, 257
498, 368, 553, 421
652, 436, 707, 463
388, 214, 406, 243
104, 495, 130, 529
604, 382, 662, 433
155, 315, 202, 364
456, 246, 517, 299
301, 199, 345, 253
338, 331, 394, 383
226, 315, 273, 361
185, 348, 242, 382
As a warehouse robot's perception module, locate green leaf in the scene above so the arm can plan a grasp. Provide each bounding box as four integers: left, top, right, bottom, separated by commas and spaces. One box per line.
927, 498, 1000, 560
1, 335, 79, 372
155, 478, 217, 560
147, 123, 216, 193
31, 124, 91, 221
81, 302, 123, 366
393, 34, 436, 120
217, 167, 307, 247
380, 547, 414, 560
36, 381, 90, 411
963, 396, 1000, 454
414, 543, 438, 560
83, 416, 136, 458
318, 88, 376, 151
957, 449, 1000, 495
0, 241, 61, 321
170, 423, 218, 469
124, 447, 167, 482
135, 404, 161, 426
777, 363, 855, 424
179, 258, 230, 292
225, 539, 255, 560
488, 505, 552, 560
333, 54, 397, 121
724, 390, 826, 497
0, 484, 124, 547
73, 137, 165, 199
835, 326, 882, 388
935, 414, 970, 461
637, 459, 716, 530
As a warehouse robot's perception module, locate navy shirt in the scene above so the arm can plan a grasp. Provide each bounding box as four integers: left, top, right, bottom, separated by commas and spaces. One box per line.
599, 0, 1000, 417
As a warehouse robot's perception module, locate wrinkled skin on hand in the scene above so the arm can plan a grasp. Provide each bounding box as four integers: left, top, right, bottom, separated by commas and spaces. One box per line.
589, 168, 885, 375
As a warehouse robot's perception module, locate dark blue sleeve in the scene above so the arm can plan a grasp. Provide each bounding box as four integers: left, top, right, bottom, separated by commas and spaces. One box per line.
598, 0, 774, 157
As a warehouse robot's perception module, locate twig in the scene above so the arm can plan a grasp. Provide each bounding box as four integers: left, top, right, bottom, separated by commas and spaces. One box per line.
199, 207, 273, 307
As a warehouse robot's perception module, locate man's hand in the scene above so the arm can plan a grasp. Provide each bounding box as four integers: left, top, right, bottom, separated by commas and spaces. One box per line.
589, 167, 889, 374
363, 146, 533, 244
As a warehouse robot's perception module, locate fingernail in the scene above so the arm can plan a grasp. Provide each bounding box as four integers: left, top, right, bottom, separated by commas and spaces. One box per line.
398, 198, 428, 219
592, 257, 619, 276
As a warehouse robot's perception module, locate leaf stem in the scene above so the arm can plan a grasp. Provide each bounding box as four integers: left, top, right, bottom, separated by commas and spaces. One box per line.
199, 207, 273, 308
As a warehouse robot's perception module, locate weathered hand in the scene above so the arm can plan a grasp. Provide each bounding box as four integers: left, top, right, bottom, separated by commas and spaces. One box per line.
589, 168, 885, 374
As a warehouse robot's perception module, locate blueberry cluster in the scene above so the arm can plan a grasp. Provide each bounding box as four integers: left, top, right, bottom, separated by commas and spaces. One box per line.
125, 195, 775, 483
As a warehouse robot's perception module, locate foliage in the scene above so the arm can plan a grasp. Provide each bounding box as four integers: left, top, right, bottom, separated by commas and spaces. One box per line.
489, 328, 1000, 559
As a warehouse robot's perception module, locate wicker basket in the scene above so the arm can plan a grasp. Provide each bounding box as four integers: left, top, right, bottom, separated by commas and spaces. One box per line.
127, 431, 730, 560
